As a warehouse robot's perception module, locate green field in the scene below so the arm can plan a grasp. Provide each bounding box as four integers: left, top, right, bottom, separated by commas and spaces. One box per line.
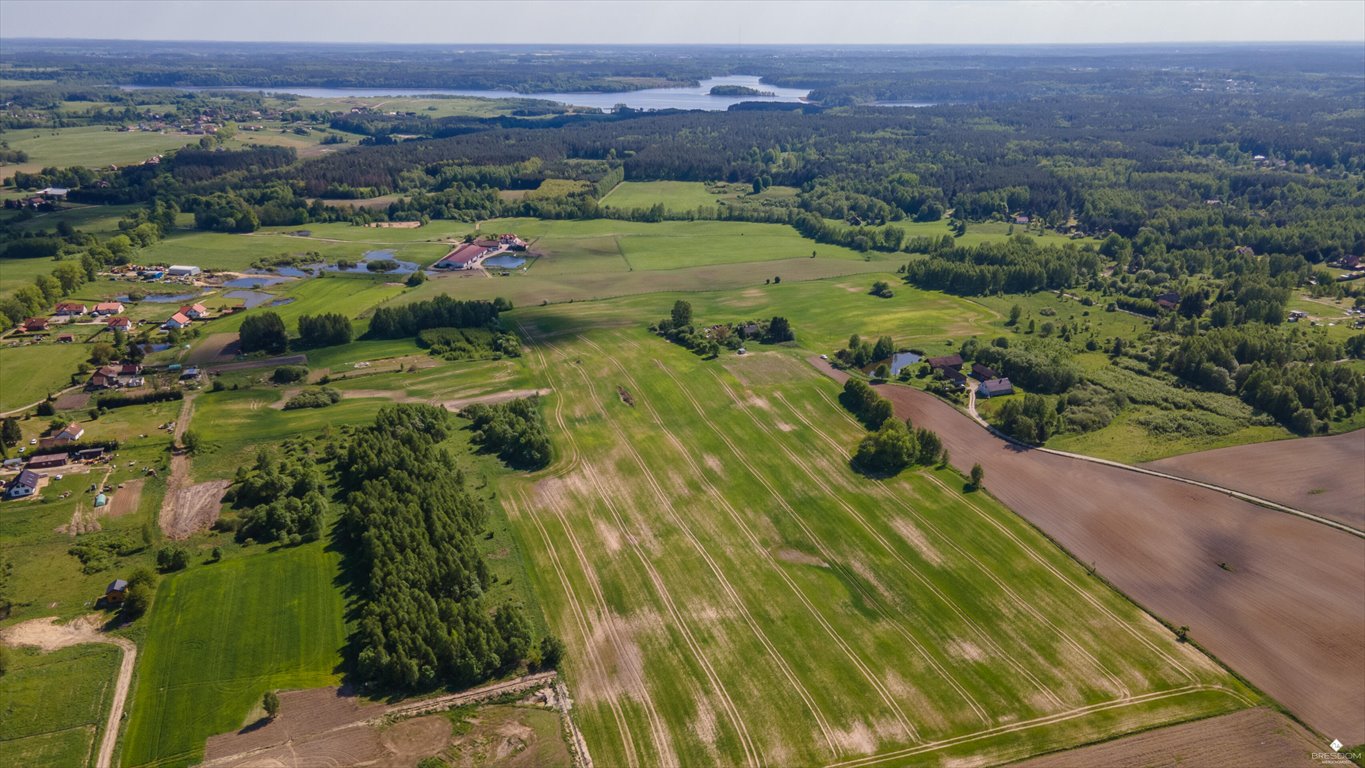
0, 342, 92, 411
134, 227, 455, 272
0, 126, 207, 181
119, 543, 347, 768
0, 643, 122, 768
494, 308, 1254, 767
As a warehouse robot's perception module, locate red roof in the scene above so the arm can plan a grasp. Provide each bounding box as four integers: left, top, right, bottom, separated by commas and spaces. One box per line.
107, 316, 132, 328
168, 312, 191, 325
23, 317, 49, 330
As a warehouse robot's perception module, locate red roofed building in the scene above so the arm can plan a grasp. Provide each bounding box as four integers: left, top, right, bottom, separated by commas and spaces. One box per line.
54, 303, 88, 316
163, 312, 191, 330
23, 317, 50, 332
93, 302, 126, 316
180, 303, 209, 319
106, 316, 133, 331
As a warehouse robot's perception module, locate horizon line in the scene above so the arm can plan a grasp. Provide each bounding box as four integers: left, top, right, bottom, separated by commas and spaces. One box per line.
3, 37, 1363, 48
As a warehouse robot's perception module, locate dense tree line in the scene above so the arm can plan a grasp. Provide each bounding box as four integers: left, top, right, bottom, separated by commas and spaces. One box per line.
226, 446, 328, 544
368, 296, 509, 339
297, 313, 353, 347
336, 405, 537, 690
462, 397, 552, 470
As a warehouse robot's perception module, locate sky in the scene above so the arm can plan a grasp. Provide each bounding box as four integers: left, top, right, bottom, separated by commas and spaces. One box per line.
2, 0, 1363, 46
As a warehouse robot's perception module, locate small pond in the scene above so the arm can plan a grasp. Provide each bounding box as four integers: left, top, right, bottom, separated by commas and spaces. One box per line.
483, 254, 527, 270
326, 249, 419, 274
890, 351, 923, 375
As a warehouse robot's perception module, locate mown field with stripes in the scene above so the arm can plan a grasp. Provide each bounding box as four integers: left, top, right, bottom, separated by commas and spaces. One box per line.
497, 306, 1257, 768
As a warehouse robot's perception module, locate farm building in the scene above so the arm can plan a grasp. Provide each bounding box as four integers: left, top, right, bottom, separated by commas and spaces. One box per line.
435, 241, 497, 270
106, 579, 129, 604
26, 453, 68, 470
6, 470, 41, 499
179, 303, 209, 319
979, 378, 1015, 398
90, 365, 122, 388
23, 317, 50, 332
57, 334, 75, 343
926, 354, 964, 372
167, 265, 202, 277
54, 302, 88, 316
93, 302, 126, 316
971, 363, 998, 381
74, 447, 106, 462
941, 367, 969, 388
163, 312, 192, 330
180, 367, 201, 382
38, 187, 69, 200
1155, 292, 1180, 311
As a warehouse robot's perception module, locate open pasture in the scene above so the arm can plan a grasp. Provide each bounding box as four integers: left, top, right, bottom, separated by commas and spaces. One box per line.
0, 342, 91, 411
0, 126, 204, 180
134, 227, 453, 272
0, 643, 122, 768
497, 313, 1252, 767
119, 542, 347, 768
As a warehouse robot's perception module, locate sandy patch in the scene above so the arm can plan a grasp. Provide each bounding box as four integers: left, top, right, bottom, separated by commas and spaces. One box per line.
830, 720, 877, 755
775, 547, 828, 568
160, 478, 230, 540
948, 639, 987, 662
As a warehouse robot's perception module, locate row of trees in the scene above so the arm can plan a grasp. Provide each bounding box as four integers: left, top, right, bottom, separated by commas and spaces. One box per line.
368, 295, 509, 339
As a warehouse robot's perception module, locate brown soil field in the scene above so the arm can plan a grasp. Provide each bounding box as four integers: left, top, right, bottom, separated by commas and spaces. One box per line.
811, 359, 1365, 744
53, 391, 91, 411
106, 478, 143, 517
1144, 431, 1365, 529
1011, 707, 1326, 767
188, 333, 241, 365
205, 353, 308, 374
159, 476, 229, 539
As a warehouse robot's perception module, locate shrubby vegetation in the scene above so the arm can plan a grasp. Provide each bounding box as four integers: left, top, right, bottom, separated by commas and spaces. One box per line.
225, 447, 328, 545
282, 387, 342, 410
651, 300, 793, 356
368, 295, 509, 339
417, 326, 520, 360
462, 397, 552, 470
95, 389, 184, 409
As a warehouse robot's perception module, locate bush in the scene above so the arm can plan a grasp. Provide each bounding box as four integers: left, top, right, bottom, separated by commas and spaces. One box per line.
462, 397, 551, 470
272, 365, 309, 384
156, 544, 189, 572
282, 387, 341, 410
96, 389, 184, 409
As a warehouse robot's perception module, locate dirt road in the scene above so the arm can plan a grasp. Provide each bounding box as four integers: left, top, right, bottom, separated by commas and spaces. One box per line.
812, 359, 1365, 744
1, 615, 137, 768
159, 394, 229, 539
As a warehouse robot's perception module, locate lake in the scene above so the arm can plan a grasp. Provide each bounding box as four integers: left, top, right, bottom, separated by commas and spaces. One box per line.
124, 76, 809, 112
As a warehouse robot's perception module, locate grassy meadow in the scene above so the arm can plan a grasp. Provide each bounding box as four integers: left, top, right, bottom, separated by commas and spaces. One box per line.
493, 313, 1255, 766
118, 543, 347, 768
0, 643, 123, 768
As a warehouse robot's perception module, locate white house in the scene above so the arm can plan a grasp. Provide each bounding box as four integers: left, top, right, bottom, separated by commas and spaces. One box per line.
55, 423, 85, 442
163, 312, 192, 330
6, 470, 41, 499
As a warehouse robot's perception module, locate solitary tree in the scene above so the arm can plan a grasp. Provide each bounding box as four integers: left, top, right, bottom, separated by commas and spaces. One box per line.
1008, 304, 1023, 326
263, 690, 280, 720
969, 463, 985, 490
182, 430, 202, 455
0, 417, 20, 448
670, 300, 693, 329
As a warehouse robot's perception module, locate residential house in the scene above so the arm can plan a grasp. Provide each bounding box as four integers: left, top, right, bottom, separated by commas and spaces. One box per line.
92, 302, 126, 316
106, 316, 133, 332
179, 303, 209, 320
941, 367, 968, 388
163, 312, 191, 330
90, 365, 122, 389
498, 233, 527, 249
6, 470, 41, 499
978, 378, 1015, 398
54, 423, 85, 443
53, 302, 88, 316
1013, 215, 1030, 226
23, 317, 50, 332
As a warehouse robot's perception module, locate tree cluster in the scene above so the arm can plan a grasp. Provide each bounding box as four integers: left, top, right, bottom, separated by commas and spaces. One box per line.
462, 397, 552, 470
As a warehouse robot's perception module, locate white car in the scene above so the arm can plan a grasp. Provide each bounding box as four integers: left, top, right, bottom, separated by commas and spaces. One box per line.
29, 438, 36, 445
18, 447, 25, 453
819, 354, 829, 360
54, 474, 63, 480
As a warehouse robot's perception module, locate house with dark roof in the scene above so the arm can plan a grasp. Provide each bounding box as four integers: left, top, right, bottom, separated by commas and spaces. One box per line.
1155, 292, 1180, 311
942, 367, 968, 387
6, 470, 41, 499
978, 378, 1015, 398
970, 363, 998, 381
90, 365, 122, 389
74, 447, 106, 462
106, 316, 133, 331
23, 317, 50, 332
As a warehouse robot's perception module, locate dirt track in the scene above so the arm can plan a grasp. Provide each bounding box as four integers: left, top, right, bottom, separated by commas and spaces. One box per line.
1012, 707, 1324, 767
0, 615, 137, 768
811, 360, 1365, 745
1144, 431, 1365, 529
159, 394, 229, 539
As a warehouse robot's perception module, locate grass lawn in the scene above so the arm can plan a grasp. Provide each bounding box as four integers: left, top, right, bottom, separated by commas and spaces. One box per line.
0, 643, 123, 768
1, 256, 67, 296
206, 274, 409, 336
133, 228, 453, 272
119, 542, 347, 768
495, 310, 1255, 766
